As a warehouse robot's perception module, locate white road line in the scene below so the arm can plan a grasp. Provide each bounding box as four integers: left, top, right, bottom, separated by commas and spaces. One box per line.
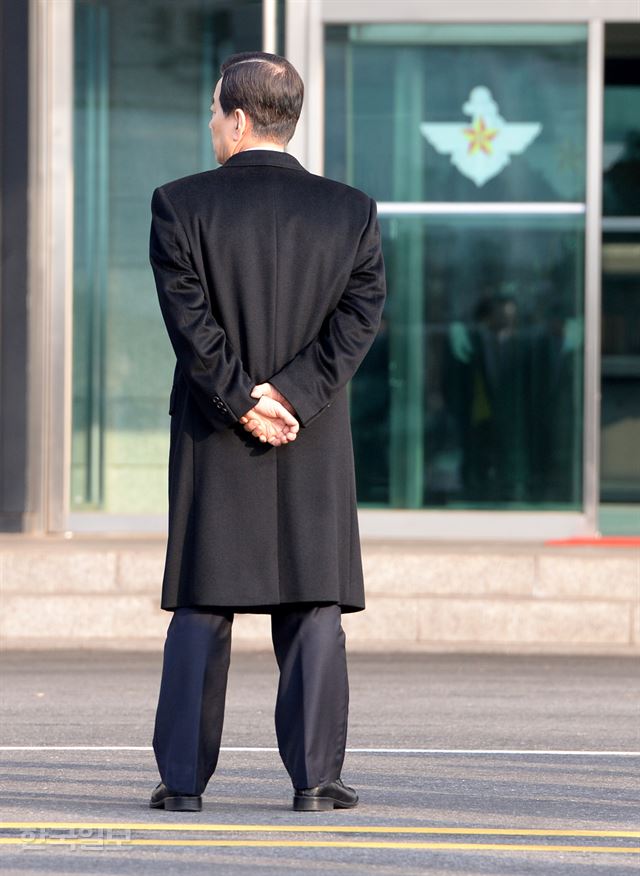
350, 749, 640, 757
0, 746, 639, 756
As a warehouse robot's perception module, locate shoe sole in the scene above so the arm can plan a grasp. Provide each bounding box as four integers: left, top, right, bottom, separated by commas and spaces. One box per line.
150, 795, 202, 812
293, 795, 358, 812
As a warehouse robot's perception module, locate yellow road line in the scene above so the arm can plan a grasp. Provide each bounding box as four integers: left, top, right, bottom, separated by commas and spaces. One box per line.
0, 837, 638, 853
1, 823, 638, 838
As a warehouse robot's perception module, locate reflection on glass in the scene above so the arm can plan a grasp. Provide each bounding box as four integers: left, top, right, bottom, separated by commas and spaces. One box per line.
601, 29, 640, 516
72, 0, 261, 513
603, 80, 640, 216
351, 216, 585, 510
326, 23, 587, 203
326, 23, 588, 512
600, 235, 640, 503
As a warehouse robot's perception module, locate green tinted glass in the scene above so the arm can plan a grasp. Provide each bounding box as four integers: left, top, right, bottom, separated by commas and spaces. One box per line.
352, 214, 585, 509
603, 84, 640, 216
72, 0, 262, 513
326, 24, 588, 510
326, 24, 587, 203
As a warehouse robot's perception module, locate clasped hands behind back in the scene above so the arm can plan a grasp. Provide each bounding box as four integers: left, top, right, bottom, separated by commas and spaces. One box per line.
239, 382, 299, 447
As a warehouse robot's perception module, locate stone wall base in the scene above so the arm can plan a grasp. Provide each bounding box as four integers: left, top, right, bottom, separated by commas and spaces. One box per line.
1, 536, 638, 654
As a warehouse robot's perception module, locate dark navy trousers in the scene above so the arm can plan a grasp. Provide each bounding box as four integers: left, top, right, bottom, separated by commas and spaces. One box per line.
152, 604, 350, 795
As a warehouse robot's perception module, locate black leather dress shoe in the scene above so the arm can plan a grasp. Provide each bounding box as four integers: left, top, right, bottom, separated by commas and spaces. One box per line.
293, 777, 358, 811
149, 782, 202, 812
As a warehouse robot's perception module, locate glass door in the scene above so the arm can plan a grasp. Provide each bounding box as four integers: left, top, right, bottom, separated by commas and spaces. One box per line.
325, 23, 588, 512
71, 0, 262, 519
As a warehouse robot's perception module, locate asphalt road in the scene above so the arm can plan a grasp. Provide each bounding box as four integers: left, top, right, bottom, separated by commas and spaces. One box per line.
1, 649, 639, 874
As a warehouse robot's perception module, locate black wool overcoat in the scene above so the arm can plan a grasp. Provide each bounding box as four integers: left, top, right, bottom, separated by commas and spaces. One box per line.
149, 149, 386, 613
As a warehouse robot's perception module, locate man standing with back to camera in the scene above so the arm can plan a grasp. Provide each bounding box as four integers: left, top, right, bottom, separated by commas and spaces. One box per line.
148, 51, 386, 813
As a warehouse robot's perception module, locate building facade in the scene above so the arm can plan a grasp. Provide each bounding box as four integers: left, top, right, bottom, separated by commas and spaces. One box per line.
0, 0, 638, 651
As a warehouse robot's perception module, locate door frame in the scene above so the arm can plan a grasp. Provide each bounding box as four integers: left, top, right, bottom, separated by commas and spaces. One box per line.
285, 0, 615, 540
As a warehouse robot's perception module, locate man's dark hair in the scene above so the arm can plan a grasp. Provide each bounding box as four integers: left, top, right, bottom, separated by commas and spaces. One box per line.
219, 52, 304, 145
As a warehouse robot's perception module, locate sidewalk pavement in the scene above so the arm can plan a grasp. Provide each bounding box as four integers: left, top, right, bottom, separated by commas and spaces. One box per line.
0, 650, 639, 874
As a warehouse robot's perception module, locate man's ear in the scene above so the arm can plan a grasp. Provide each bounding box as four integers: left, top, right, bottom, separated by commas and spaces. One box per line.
234, 108, 248, 136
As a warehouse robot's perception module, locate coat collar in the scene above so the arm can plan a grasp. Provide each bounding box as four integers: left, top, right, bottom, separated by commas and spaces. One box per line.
222, 149, 306, 173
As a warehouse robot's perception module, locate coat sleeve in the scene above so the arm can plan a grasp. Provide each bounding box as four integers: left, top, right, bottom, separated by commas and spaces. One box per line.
149, 185, 256, 426
269, 197, 386, 427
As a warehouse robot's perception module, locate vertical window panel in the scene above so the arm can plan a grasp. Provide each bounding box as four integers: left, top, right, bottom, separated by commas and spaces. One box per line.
72, 0, 262, 513
326, 23, 588, 510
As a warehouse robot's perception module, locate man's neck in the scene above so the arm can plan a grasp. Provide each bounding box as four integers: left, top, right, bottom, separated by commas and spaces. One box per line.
239, 141, 285, 153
